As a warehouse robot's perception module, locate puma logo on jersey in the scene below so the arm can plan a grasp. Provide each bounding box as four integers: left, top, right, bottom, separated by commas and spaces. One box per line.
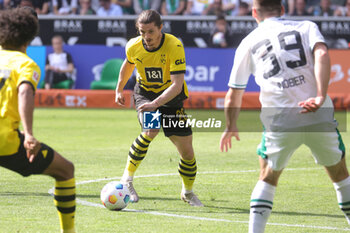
42, 150, 48, 159
136, 58, 143, 64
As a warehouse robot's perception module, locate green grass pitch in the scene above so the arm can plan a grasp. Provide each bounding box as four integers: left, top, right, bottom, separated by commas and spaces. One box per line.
0, 108, 349, 233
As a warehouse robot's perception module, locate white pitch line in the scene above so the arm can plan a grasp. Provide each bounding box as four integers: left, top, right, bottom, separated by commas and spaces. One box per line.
76, 198, 350, 232
48, 167, 350, 232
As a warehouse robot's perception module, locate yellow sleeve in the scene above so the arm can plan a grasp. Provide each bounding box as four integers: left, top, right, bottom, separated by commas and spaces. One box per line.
16, 59, 41, 91
169, 40, 186, 74
125, 39, 135, 64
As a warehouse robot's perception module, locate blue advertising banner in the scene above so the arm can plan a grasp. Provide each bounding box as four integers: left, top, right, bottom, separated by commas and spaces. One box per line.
27, 46, 46, 87
28, 45, 260, 91
46, 45, 126, 89
184, 48, 259, 92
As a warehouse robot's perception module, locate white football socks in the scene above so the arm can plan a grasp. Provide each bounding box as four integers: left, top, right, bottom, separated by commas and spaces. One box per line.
249, 180, 276, 233
333, 176, 350, 224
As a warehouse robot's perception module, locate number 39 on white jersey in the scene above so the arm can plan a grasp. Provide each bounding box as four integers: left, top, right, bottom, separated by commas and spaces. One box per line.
228, 17, 329, 108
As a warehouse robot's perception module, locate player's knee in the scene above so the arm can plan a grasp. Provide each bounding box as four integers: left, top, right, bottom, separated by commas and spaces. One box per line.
259, 168, 281, 186
145, 129, 159, 139
179, 147, 194, 160
326, 157, 349, 183
53, 160, 74, 181
64, 160, 75, 179
329, 167, 349, 183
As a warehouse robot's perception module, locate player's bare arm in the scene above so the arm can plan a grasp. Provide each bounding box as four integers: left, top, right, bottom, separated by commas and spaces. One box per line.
220, 88, 244, 152
137, 73, 184, 112
298, 42, 330, 113
115, 59, 135, 105
18, 83, 41, 163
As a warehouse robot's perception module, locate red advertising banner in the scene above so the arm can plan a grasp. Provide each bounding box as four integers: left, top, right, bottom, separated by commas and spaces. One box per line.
35, 90, 349, 110
329, 50, 350, 94
35, 90, 133, 109
35, 90, 251, 109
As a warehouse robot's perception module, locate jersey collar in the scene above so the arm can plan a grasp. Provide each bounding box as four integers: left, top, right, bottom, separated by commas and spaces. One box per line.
261, 16, 283, 23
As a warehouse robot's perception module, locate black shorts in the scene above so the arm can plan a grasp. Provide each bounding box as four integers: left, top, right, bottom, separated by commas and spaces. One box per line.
45, 70, 69, 85
0, 132, 54, 177
133, 85, 192, 137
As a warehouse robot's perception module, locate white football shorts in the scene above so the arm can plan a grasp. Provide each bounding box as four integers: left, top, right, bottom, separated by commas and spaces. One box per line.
257, 122, 345, 171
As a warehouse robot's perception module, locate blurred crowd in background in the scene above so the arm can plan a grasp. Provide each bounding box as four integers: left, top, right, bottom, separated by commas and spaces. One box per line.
0, 0, 349, 17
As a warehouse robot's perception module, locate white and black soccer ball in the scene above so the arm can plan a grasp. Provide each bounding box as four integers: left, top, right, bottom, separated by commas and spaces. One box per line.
100, 181, 130, 211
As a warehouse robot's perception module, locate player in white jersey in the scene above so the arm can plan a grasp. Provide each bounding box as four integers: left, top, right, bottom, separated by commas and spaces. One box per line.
219, 0, 349, 232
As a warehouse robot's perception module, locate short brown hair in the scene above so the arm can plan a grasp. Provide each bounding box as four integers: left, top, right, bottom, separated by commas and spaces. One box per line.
0, 8, 39, 49
254, 0, 282, 15
136, 10, 162, 29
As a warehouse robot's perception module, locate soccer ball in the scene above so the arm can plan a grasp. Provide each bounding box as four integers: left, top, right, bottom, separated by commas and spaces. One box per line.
100, 181, 130, 211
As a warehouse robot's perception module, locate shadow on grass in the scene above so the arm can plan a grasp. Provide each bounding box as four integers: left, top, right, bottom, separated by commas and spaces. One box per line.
204, 205, 344, 219
128, 198, 344, 219
76, 194, 100, 198
271, 210, 344, 219
203, 204, 249, 214
139, 196, 230, 203
0, 192, 51, 197
75, 194, 346, 219
4, 192, 341, 220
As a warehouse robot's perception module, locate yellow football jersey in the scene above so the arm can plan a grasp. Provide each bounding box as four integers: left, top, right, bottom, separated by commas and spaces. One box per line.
0, 49, 40, 156
126, 33, 188, 96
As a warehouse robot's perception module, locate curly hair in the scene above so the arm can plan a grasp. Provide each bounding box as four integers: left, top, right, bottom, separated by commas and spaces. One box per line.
0, 7, 39, 49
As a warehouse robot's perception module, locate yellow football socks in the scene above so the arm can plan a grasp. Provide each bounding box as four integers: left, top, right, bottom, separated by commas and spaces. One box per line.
54, 178, 76, 233
178, 157, 197, 192
126, 133, 153, 177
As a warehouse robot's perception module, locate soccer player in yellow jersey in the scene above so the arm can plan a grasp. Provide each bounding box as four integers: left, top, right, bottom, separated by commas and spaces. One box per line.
0, 8, 76, 233
115, 10, 203, 206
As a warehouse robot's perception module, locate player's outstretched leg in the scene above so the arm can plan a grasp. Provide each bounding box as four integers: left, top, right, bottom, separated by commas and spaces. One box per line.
325, 157, 350, 224
121, 130, 158, 202
169, 135, 203, 207
43, 151, 76, 233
